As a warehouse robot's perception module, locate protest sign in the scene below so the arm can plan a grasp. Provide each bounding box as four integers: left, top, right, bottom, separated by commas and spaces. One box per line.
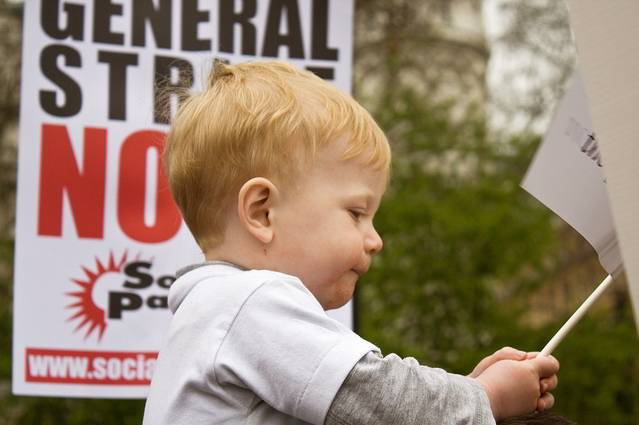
13, 0, 355, 398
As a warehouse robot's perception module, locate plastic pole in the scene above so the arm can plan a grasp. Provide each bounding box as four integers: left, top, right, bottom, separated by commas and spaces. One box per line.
540, 274, 615, 356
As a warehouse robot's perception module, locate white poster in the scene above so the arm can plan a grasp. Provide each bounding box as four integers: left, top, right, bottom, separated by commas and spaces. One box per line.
13, 0, 355, 398
565, 0, 639, 337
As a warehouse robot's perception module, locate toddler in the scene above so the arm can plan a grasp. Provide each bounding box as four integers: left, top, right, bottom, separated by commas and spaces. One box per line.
142, 60, 559, 425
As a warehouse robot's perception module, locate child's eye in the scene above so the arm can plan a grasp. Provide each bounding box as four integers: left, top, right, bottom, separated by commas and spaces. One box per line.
349, 210, 363, 220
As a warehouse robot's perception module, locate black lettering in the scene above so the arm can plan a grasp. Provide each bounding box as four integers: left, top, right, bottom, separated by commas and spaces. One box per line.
182, 0, 211, 51
156, 275, 176, 289
39, 44, 82, 117
97, 51, 139, 120
311, 0, 337, 60
580, 139, 594, 152
132, 0, 172, 49
154, 56, 194, 124
306, 66, 334, 80
108, 292, 143, 319
93, 0, 124, 45
41, 0, 84, 40
580, 132, 596, 153
263, 0, 304, 58
147, 296, 168, 308
581, 133, 597, 152
123, 261, 154, 289
219, 0, 257, 55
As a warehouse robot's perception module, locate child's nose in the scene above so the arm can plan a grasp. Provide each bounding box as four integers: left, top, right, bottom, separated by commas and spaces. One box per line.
365, 227, 383, 255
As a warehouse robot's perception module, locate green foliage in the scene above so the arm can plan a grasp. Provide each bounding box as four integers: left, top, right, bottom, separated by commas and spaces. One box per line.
0, 396, 145, 425
0, 237, 13, 379
547, 304, 639, 425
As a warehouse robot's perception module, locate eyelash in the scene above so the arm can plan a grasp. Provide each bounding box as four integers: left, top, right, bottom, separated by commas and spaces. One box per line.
349, 210, 363, 220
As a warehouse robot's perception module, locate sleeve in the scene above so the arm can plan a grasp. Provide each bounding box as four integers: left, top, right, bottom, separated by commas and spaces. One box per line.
326, 351, 496, 425
214, 276, 379, 425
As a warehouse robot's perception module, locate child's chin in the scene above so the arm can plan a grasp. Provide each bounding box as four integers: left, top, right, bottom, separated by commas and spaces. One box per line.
322, 285, 355, 310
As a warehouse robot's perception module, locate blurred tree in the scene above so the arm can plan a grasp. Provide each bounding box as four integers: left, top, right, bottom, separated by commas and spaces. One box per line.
0, 0, 19, 236
0, 0, 21, 422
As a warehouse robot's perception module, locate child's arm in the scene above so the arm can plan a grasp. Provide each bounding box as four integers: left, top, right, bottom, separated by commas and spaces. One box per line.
326, 348, 557, 425
473, 355, 560, 421
327, 352, 497, 425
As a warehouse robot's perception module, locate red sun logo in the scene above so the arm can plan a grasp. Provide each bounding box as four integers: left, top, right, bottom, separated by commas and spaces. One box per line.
66, 252, 128, 341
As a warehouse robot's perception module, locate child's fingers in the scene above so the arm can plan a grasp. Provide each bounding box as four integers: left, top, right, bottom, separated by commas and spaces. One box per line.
540, 374, 558, 393
537, 391, 555, 411
493, 347, 528, 361
468, 347, 527, 378
530, 355, 560, 378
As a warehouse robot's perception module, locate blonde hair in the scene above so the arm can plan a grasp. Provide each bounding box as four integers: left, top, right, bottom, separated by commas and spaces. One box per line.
164, 60, 391, 251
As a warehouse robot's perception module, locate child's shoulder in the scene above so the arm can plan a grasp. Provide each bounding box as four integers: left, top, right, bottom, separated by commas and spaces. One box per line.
172, 263, 309, 308
185, 264, 302, 287
170, 264, 327, 335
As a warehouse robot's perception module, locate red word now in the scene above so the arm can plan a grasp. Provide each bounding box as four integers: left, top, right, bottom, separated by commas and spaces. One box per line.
38, 123, 181, 243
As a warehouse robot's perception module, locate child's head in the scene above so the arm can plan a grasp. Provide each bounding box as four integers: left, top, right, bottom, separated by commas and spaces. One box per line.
165, 60, 391, 252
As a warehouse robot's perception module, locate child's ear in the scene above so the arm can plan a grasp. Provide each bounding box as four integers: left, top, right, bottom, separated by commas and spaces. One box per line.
237, 177, 279, 244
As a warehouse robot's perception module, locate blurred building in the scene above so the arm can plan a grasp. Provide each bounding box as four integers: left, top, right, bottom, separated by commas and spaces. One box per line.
354, 0, 488, 120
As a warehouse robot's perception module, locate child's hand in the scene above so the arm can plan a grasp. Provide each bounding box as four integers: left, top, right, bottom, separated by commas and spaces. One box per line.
468, 347, 528, 378
473, 354, 560, 421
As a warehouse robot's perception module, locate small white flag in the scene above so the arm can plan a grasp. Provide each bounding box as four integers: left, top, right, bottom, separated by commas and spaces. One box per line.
521, 68, 623, 279
521, 69, 626, 355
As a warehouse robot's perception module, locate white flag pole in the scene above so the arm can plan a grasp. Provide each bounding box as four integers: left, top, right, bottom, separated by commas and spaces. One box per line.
540, 274, 615, 356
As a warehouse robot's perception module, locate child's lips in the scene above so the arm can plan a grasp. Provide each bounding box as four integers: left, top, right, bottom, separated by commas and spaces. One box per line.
353, 260, 371, 277
352, 267, 367, 277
